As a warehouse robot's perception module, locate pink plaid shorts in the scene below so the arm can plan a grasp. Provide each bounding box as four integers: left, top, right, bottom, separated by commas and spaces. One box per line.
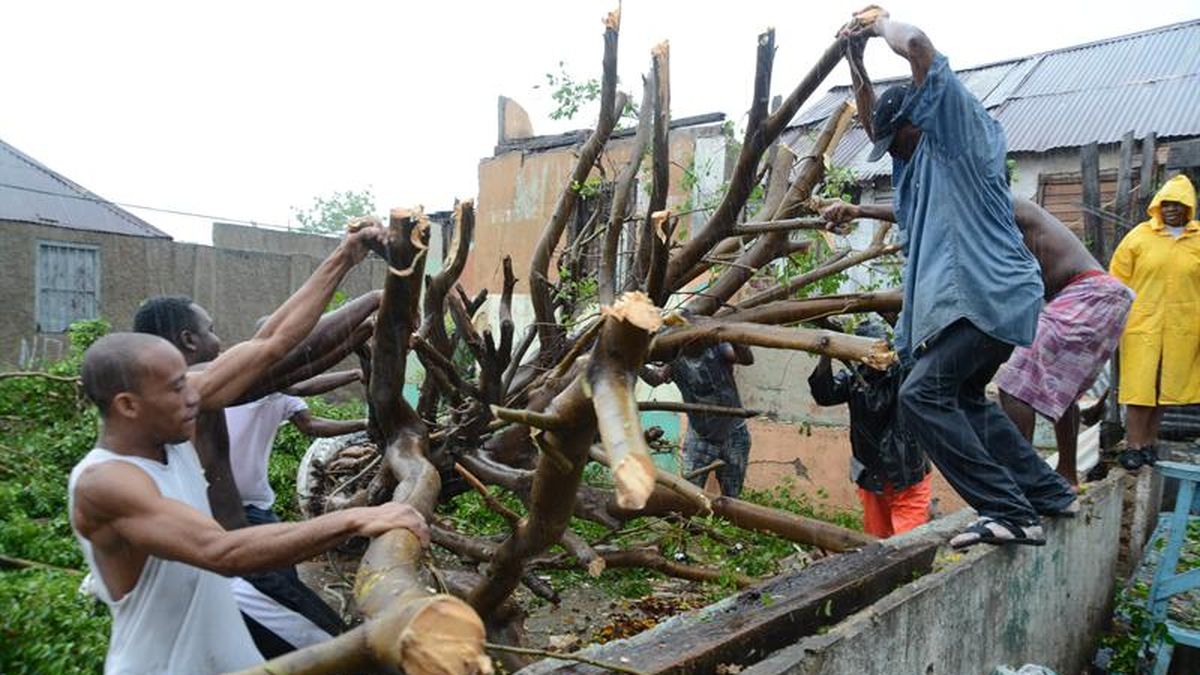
995, 272, 1133, 421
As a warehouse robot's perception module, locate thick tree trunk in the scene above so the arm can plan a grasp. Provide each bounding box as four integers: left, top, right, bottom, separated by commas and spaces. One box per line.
468, 292, 660, 617
263, 209, 491, 675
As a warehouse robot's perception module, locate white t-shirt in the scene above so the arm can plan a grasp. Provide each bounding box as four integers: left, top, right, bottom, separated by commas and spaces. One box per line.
226, 393, 308, 509
69, 443, 264, 673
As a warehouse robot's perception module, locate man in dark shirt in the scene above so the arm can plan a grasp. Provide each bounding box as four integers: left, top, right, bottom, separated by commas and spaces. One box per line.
809, 321, 931, 537
643, 342, 754, 497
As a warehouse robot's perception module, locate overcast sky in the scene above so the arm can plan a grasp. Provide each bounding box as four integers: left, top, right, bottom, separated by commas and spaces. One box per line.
2, 0, 1196, 243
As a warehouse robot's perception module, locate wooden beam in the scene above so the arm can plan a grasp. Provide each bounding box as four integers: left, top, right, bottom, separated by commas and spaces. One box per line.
517, 540, 937, 674
1113, 131, 1135, 254
1139, 132, 1157, 215
1080, 142, 1104, 263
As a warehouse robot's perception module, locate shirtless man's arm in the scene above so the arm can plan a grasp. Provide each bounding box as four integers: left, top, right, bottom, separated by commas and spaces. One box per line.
283, 369, 363, 398
821, 197, 1101, 298
190, 225, 385, 412
72, 459, 427, 600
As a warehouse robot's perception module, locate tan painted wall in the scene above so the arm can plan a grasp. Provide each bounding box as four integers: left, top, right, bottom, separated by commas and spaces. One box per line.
739, 419, 968, 517
0, 220, 387, 366
469, 125, 718, 295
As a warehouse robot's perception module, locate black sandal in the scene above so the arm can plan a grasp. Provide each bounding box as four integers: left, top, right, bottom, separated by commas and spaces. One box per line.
1118, 448, 1144, 471
949, 517, 1046, 549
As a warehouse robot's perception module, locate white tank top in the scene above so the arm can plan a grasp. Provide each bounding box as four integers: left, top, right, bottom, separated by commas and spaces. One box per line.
69, 443, 264, 674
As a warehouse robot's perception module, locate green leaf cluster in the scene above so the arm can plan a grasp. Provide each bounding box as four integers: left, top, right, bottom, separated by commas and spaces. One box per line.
1, 319, 111, 673
291, 188, 377, 235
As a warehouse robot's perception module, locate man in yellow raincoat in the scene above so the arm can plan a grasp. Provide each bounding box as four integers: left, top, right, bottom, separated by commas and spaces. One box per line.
1109, 174, 1200, 467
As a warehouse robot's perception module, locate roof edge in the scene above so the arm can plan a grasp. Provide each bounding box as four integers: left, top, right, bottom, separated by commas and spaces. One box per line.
0, 138, 170, 238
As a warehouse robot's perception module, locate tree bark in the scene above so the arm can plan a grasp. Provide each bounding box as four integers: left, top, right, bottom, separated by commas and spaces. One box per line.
683, 101, 853, 316
529, 10, 622, 361
665, 36, 844, 291
600, 70, 655, 305
649, 320, 894, 370
468, 292, 659, 617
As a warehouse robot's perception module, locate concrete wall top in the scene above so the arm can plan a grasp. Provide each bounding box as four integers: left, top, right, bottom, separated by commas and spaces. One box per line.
213, 222, 341, 260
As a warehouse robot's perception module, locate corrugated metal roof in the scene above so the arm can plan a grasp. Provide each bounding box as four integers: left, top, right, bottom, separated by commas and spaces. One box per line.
0, 138, 169, 238
788, 18, 1200, 177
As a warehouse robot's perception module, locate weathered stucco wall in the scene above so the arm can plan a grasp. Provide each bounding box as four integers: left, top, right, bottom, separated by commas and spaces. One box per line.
1, 220, 388, 366
470, 123, 723, 295
745, 474, 1125, 675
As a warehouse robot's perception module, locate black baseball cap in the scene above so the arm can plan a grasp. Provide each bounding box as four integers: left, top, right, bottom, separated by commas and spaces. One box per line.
853, 319, 889, 341
866, 84, 911, 162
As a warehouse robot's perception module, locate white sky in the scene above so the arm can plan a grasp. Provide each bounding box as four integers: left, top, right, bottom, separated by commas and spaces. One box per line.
2, 0, 1196, 244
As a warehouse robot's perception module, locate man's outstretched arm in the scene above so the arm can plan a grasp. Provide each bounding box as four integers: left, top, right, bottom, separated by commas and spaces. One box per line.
284, 369, 363, 398
192, 224, 385, 411
290, 410, 369, 438
847, 7, 935, 86
74, 461, 427, 578
822, 198, 897, 224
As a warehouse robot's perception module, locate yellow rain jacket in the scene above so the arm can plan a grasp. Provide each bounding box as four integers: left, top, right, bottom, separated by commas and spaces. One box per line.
1109, 174, 1200, 405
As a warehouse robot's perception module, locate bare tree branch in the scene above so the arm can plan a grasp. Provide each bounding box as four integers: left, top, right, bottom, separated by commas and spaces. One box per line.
529, 10, 623, 361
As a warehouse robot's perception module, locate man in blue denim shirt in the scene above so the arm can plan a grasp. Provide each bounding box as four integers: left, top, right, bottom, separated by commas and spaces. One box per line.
835, 7, 1076, 548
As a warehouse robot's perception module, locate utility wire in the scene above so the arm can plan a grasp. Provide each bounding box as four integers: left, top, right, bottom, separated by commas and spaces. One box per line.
0, 180, 295, 231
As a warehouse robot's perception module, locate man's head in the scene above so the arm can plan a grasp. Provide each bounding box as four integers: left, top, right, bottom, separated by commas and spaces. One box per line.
853, 319, 890, 342
82, 333, 200, 444
867, 84, 921, 162
1160, 201, 1188, 227
1148, 174, 1196, 228
132, 296, 221, 364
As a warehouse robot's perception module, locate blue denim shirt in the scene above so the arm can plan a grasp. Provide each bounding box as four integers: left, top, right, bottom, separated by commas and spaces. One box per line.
891, 53, 1043, 364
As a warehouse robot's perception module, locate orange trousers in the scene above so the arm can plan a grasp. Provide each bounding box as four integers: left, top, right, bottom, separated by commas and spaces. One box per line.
857, 473, 933, 538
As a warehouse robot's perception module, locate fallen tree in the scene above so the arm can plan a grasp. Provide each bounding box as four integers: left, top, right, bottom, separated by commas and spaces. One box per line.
250, 10, 906, 674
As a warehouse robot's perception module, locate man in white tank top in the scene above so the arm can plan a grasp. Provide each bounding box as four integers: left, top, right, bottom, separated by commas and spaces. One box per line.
70, 224, 430, 674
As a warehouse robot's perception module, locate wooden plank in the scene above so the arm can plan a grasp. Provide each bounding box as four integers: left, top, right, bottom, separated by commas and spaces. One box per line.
519, 540, 938, 674
1139, 132, 1157, 215
1166, 137, 1200, 170
1080, 142, 1104, 262
1113, 131, 1135, 257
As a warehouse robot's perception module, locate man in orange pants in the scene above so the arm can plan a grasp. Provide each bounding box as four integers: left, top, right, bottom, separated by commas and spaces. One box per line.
808, 320, 932, 537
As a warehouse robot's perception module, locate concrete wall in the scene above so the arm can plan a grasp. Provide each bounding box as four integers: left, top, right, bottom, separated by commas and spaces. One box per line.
0, 220, 388, 366
745, 475, 1125, 675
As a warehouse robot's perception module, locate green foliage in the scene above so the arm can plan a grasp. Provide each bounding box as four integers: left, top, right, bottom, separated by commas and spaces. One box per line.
820, 165, 858, 203
775, 238, 850, 299
0, 319, 111, 673
537, 62, 638, 125
1101, 580, 1174, 673
1101, 519, 1198, 672
0, 570, 109, 674
553, 266, 599, 316
325, 289, 349, 313
268, 397, 367, 522
570, 175, 604, 200
541, 63, 601, 121
437, 488, 528, 537
291, 188, 377, 235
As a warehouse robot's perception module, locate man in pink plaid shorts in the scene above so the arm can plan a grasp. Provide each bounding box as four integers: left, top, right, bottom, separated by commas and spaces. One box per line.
996, 198, 1135, 485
